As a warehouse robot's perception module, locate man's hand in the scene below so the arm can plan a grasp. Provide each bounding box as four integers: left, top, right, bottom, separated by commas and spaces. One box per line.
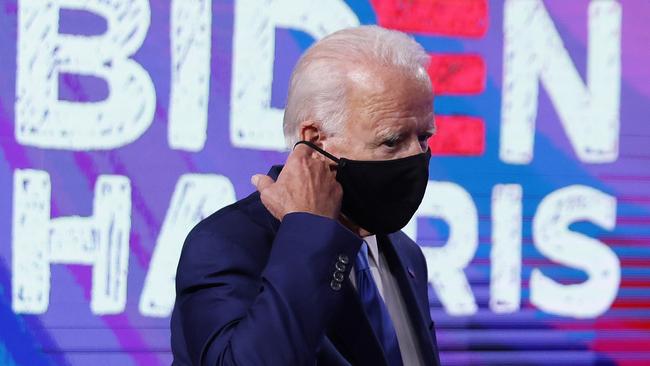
251, 144, 342, 220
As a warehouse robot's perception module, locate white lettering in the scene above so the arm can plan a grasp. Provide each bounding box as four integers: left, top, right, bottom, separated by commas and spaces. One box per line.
230, 0, 359, 150
168, 0, 213, 151
139, 174, 236, 317
15, 0, 155, 150
12, 169, 131, 314
490, 184, 523, 313
404, 181, 479, 316
531, 185, 619, 318
500, 0, 621, 163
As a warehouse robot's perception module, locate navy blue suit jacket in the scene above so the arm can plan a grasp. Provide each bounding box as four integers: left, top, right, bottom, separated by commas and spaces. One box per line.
171, 165, 441, 366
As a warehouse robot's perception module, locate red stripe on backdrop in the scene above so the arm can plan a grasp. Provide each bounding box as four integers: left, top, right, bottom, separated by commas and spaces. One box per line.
552, 320, 650, 331
428, 54, 486, 94
516, 280, 650, 289
620, 279, 650, 288
619, 258, 650, 267
428, 116, 485, 155
602, 237, 650, 246
618, 196, 650, 204
617, 216, 650, 225
370, 0, 488, 38
593, 339, 650, 353
614, 361, 650, 366
482, 258, 650, 268
610, 300, 650, 310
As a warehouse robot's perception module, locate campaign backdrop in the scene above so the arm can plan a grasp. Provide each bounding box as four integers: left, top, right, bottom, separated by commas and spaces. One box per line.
1, 0, 649, 365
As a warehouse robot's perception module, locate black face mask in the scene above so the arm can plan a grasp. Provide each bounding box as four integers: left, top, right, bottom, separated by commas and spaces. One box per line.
294, 140, 431, 235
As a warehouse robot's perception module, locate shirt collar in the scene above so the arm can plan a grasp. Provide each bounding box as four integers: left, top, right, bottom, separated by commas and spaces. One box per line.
363, 234, 380, 263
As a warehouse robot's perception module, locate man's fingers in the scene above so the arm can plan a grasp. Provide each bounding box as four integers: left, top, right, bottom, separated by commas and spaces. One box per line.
251, 174, 275, 191
310, 151, 338, 171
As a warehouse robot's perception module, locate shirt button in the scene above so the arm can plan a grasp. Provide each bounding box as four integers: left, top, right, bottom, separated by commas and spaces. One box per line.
338, 254, 350, 265
333, 271, 344, 282
330, 280, 342, 291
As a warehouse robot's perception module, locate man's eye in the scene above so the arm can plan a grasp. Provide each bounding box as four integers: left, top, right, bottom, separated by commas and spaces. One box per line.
382, 139, 398, 147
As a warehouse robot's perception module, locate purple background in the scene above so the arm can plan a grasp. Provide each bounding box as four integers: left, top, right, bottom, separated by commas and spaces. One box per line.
0, 0, 649, 365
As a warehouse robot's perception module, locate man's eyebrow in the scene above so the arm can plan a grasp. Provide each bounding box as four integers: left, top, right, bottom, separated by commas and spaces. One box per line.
375, 128, 402, 142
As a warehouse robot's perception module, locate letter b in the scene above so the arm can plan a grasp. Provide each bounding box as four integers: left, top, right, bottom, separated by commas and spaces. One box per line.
15, 0, 155, 150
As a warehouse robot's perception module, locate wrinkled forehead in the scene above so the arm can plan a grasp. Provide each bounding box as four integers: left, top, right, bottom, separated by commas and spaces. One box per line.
345, 62, 432, 97
343, 64, 434, 128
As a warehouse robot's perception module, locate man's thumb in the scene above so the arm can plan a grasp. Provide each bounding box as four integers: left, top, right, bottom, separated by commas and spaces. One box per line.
251, 174, 274, 191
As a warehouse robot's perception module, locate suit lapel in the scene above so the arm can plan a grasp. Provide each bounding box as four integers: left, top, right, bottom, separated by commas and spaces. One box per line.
379, 234, 439, 365
327, 280, 389, 366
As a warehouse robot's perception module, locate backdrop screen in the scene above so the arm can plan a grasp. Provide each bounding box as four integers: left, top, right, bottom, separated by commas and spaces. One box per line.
0, 0, 649, 365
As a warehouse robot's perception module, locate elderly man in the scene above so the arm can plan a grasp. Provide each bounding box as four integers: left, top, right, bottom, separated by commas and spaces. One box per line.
171, 26, 441, 366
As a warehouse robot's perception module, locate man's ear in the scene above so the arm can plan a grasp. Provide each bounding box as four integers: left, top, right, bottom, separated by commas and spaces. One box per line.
298, 120, 326, 146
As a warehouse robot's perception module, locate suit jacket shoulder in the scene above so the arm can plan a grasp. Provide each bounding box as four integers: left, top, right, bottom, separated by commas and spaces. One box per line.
172, 190, 364, 366
174, 191, 276, 297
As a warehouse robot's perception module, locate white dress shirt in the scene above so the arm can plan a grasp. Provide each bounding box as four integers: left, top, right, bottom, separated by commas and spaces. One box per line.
350, 235, 426, 366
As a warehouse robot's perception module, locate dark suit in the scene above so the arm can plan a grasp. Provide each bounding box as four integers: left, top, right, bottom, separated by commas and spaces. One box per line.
171, 165, 441, 366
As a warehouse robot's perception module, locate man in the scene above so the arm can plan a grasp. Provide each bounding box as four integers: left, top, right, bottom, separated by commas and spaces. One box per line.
171, 25, 441, 366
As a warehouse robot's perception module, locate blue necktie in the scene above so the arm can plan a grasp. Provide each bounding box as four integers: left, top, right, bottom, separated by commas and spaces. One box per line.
354, 241, 403, 366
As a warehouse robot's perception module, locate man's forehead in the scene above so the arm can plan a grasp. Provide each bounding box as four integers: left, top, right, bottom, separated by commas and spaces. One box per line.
345, 65, 391, 93
344, 66, 432, 110
340, 62, 434, 134
345, 62, 429, 87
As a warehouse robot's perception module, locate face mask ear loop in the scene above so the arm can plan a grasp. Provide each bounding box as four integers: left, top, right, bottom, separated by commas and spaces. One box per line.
293, 140, 340, 164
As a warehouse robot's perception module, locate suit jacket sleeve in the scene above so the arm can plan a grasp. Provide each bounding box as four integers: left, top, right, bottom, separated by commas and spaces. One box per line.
175, 211, 362, 366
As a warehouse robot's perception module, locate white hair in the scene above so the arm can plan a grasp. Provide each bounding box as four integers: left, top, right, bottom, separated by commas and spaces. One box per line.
282, 25, 431, 148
